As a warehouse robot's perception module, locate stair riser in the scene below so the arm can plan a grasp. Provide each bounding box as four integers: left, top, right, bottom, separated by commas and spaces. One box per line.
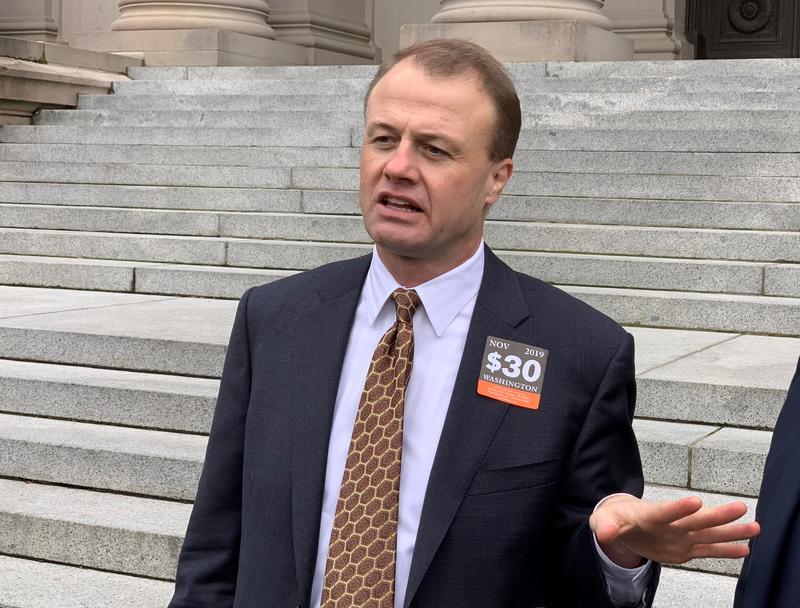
109, 77, 800, 96
33, 108, 800, 131
0, 328, 226, 377
0, 183, 303, 212
296, 167, 800, 203
0, 375, 216, 433
637, 379, 786, 430
78, 90, 800, 112
0, 512, 183, 579
0, 126, 352, 148
0, 439, 202, 500
7, 142, 800, 180
574, 289, 800, 337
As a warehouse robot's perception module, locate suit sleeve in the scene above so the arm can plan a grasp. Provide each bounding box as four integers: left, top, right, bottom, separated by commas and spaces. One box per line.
551, 331, 660, 608
169, 288, 254, 607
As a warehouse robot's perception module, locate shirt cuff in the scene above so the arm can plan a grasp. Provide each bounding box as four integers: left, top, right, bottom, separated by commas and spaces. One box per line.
593, 494, 653, 606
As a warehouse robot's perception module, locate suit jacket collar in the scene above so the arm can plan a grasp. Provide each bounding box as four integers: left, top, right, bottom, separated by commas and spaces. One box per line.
403, 246, 530, 607
291, 254, 371, 602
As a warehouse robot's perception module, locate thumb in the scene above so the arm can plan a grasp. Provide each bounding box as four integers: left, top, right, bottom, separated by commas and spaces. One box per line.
589, 509, 622, 545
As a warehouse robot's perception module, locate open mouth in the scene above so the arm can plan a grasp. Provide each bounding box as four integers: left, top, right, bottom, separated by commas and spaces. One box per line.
381, 195, 422, 213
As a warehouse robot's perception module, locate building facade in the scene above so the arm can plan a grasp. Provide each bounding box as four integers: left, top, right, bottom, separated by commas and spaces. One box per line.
0, 0, 702, 65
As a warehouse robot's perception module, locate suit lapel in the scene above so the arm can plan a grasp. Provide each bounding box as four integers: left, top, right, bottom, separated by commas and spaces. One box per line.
291, 255, 371, 603
404, 248, 530, 608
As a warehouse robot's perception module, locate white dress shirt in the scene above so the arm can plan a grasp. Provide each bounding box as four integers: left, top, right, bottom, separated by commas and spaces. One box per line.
310, 243, 649, 608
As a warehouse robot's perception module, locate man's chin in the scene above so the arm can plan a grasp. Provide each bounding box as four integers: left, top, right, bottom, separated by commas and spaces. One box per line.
373, 240, 425, 261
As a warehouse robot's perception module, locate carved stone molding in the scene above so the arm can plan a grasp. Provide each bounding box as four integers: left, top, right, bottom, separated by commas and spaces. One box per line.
431, 0, 611, 30
112, 0, 275, 39
728, 0, 773, 34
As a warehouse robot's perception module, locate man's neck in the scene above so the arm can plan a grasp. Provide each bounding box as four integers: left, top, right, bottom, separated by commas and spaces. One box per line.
374, 243, 484, 288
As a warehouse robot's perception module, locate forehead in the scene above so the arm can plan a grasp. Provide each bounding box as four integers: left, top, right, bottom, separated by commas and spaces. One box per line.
366, 60, 495, 131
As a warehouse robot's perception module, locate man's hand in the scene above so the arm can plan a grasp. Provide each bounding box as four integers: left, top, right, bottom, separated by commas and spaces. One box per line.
589, 494, 761, 568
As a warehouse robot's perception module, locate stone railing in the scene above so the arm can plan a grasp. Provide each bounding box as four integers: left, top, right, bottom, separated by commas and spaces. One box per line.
0, 36, 140, 125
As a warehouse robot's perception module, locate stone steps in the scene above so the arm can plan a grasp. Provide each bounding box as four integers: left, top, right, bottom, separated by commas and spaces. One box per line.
298, 167, 800, 202
75, 90, 800, 112
125, 57, 800, 81
0, 539, 737, 608
0, 286, 233, 376
33, 107, 800, 133
8, 123, 800, 152
0, 125, 353, 147
0, 412, 205, 499
2, 205, 798, 259
78, 92, 364, 111
654, 568, 738, 608
0, 358, 217, 432
5, 160, 800, 200
634, 419, 770, 496
0, 555, 173, 608
1, 249, 787, 297
0, 476, 758, 587
1, 286, 796, 420
2, 256, 799, 333
0, 477, 189, 579
0, 410, 768, 505
108, 75, 800, 97
3, 221, 797, 265
2, 58, 799, 606
545, 57, 800, 79
2, 181, 798, 231
6, 140, 800, 179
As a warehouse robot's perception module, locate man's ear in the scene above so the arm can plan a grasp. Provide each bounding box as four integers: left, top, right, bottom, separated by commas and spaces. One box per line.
484, 158, 514, 209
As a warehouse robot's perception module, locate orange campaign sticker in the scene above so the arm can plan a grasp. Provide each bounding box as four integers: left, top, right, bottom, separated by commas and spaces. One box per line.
477, 336, 549, 410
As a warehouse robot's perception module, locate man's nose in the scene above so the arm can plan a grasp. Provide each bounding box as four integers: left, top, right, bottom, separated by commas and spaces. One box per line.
382, 141, 418, 182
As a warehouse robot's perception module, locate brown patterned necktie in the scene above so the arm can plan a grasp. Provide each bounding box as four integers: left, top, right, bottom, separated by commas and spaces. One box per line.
321, 288, 422, 608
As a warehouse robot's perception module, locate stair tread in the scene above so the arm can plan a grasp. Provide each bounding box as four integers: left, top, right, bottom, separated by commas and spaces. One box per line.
0, 555, 173, 608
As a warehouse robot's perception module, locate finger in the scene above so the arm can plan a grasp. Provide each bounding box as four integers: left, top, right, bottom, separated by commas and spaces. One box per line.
645, 496, 704, 526
689, 541, 751, 561
679, 501, 750, 532
690, 521, 761, 545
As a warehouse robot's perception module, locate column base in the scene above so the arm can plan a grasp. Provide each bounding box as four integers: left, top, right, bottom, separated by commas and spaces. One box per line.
74, 28, 309, 66
400, 20, 634, 62
604, 3, 683, 60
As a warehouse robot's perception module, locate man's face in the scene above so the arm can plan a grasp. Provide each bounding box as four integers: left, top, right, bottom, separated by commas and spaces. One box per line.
359, 59, 513, 280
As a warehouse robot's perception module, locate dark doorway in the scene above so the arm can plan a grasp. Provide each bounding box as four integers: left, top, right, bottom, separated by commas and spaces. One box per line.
686, 0, 800, 58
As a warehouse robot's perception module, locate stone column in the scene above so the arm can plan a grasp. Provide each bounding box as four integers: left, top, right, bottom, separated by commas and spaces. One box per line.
73, 0, 378, 65
0, 0, 59, 41
401, 0, 634, 62
75, 0, 313, 65
268, 0, 378, 64
111, 0, 275, 39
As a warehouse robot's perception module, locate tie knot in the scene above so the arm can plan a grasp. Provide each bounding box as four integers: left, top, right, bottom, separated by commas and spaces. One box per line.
391, 288, 421, 325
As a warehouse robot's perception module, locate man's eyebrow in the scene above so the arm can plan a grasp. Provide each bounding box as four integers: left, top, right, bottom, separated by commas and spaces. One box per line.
365, 122, 461, 151
365, 121, 398, 133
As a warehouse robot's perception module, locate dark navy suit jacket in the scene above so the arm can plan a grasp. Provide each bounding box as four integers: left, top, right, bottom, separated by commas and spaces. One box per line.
734, 356, 800, 608
169, 247, 659, 607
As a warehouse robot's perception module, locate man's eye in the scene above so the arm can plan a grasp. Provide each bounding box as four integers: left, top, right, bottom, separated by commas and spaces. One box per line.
424, 145, 447, 156
372, 135, 394, 145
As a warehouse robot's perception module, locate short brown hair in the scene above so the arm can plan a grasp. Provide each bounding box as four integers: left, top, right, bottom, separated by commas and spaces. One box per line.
364, 38, 521, 161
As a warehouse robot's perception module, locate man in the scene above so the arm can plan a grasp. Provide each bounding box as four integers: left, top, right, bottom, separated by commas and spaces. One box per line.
170, 39, 758, 608
734, 356, 800, 608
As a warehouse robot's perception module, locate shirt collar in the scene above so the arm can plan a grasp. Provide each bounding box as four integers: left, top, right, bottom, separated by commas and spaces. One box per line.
364, 243, 485, 337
